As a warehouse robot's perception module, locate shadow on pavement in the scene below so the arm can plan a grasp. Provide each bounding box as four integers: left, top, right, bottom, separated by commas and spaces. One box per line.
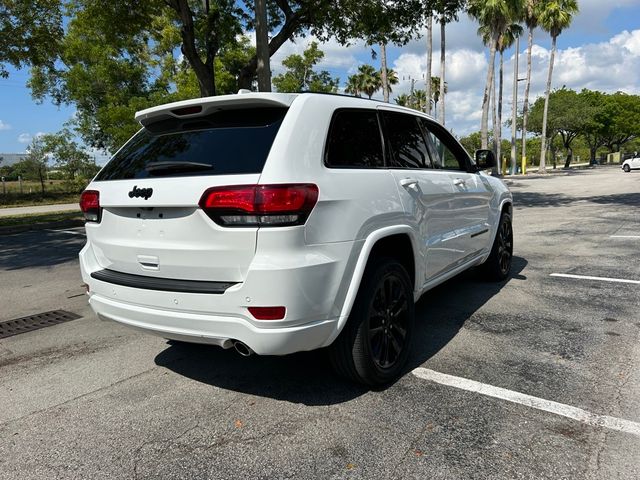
512, 191, 640, 208
155, 256, 528, 405
0, 229, 85, 270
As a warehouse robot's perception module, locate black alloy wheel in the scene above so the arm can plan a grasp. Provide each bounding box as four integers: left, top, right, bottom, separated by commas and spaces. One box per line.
481, 212, 513, 281
368, 274, 410, 370
329, 257, 415, 385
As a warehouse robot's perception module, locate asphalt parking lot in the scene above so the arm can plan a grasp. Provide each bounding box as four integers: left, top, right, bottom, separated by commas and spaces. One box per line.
0, 166, 638, 479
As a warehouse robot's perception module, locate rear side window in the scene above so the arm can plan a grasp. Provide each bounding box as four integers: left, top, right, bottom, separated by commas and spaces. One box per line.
325, 109, 384, 168
381, 111, 431, 169
95, 107, 288, 180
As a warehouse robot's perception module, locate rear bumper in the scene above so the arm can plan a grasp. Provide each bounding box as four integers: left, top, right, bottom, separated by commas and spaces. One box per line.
89, 293, 337, 355
79, 237, 354, 355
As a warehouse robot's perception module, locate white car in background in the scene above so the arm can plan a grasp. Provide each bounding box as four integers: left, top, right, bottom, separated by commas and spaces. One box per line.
79, 92, 513, 385
621, 155, 640, 172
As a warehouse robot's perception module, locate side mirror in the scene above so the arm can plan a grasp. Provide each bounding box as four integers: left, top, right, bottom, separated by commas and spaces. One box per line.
475, 149, 496, 170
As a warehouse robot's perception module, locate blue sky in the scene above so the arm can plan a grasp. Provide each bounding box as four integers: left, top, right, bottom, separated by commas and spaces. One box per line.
1, 0, 639, 161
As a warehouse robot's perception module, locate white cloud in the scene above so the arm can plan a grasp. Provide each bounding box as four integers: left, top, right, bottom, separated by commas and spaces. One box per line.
17, 133, 32, 144
0, 120, 11, 131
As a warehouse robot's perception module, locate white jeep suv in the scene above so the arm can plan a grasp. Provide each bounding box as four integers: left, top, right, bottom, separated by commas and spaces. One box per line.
79, 92, 513, 385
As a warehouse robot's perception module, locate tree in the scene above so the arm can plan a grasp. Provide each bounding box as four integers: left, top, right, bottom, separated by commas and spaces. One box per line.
44, 129, 99, 185
469, 0, 522, 152
527, 88, 590, 168
478, 23, 522, 165
434, 0, 465, 125
521, 0, 541, 167
424, 11, 434, 114
272, 42, 339, 93
395, 88, 428, 111
21, 136, 50, 195
254, 0, 271, 91
537, 0, 579, 173
601, 92, 640, 152
345, 65, 398, 100
0, 0, 63, 78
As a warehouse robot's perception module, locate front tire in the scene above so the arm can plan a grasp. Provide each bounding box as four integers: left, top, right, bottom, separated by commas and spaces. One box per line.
623, 164, 631, 172
329, 257, 415, 386
480, 212, 513, 281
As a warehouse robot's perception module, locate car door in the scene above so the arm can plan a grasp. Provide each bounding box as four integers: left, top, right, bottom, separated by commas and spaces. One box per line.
378, 108, 457, 283
420, 118, 494, 268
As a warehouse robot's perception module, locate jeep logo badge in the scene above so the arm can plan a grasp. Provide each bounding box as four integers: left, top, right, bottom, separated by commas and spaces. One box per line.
128, 185, 153, 200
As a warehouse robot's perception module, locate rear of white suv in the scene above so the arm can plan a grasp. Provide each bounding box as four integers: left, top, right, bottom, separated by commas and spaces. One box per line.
80, 92, 513, 385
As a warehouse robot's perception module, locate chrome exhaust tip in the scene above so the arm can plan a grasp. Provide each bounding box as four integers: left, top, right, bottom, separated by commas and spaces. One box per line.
233, 341, 253, 357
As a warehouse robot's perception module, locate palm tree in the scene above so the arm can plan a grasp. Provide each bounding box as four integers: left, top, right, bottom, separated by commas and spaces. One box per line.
425, 12, 433, 114
521, 0, 541, 168
356, 64, 381, 99
380, 43, 390, 102
344, 75, 362, 97
435, 0, 465, 125
483, 23, 522, 171
538, 0, 578, 173
430, 76, 447, 115
469, 0, 523, 150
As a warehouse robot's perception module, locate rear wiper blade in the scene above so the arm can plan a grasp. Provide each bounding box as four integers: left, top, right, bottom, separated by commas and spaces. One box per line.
146, 161, 213, 173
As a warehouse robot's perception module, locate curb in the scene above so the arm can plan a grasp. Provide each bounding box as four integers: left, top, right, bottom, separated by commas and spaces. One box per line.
0, 219, 85, 236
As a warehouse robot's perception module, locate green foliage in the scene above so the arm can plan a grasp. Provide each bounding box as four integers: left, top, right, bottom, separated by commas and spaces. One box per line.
537, 0, 579, 39
0, 0, 63, 78
345, 65, 398, 99
272, 42, 339, 93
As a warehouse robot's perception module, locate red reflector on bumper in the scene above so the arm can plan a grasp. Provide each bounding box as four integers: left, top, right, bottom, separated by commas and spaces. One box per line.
248, 306, 286, 320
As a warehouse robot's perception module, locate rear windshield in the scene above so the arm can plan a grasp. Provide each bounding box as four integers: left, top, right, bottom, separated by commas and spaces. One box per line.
95, 107, 288, 180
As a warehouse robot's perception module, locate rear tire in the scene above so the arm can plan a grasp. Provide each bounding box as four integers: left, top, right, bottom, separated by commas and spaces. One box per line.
623, 164, 631, 172
329, 257, 415, 386
480, 212, 513, 281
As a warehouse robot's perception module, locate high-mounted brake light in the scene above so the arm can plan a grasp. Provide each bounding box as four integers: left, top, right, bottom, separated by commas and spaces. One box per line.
199, 184, 319, 227
80, 190, 101, 223
171, 105, 202, 116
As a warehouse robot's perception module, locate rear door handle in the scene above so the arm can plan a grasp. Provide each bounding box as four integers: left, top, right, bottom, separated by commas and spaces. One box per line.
399, 178, 418, 189
453, 178, 466, 187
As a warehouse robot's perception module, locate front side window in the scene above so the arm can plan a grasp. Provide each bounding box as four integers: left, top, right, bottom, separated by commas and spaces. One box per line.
325, 109, 384, 168
381, 111, 431, 169
421, 119, 471, 171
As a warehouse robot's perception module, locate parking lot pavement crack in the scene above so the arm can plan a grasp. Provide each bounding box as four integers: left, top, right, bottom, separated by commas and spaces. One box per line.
133, 421, 201, 480
0, 365, 159, 428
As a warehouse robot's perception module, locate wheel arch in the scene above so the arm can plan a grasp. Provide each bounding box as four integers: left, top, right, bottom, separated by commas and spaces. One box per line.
327, 226, 419, 344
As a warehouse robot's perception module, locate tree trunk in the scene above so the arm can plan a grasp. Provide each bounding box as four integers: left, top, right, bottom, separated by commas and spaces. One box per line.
540, 34, 557, 174
438, 17, 446, 125
497, 50, 504, 173
590, 146, 597, 164
491, 58, 497, 156
521, 26, 533, 164
425, 14, 433, 115
563, 146, 573, 169
380, 43, 389, 102
39, 168, 45, 195
480, 33, 498, 150
510, 36, 519, 176
255, 0, 271, 92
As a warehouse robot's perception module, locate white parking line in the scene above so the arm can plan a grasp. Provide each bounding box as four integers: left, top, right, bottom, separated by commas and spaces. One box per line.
412, 368, 640, 437
610, 235, 640, 239
550, 273, 640, 285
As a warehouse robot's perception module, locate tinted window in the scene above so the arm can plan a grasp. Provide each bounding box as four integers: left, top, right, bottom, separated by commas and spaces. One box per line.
95, 107, 287, 180
420, 119, 469, 171
382, 111, 431, 169
325, 109, 384, 168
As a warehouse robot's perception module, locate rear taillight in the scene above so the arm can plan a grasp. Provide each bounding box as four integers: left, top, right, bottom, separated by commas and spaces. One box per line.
80, 190, 101, 223
199, 184, 319, 227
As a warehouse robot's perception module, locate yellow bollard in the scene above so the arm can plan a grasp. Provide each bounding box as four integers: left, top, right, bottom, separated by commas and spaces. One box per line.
502, 157, 508, 175
521, 156, 527, 175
